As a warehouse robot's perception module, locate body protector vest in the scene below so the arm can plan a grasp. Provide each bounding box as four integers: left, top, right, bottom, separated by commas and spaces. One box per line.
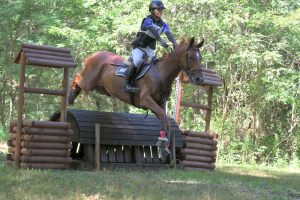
132, 15, 166, 50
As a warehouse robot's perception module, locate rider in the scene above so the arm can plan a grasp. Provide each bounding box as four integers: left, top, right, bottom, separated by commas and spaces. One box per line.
124, 0, 177, 92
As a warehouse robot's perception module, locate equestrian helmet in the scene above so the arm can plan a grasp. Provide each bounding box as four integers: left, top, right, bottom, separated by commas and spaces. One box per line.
149, 0, 166, 12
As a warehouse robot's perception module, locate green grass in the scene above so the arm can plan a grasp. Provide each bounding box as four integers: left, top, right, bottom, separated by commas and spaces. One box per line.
0, 129, 8, 142
0, 152, 300, 200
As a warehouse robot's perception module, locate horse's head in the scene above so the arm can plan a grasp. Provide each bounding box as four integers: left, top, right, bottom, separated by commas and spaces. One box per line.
68, 73, 82, 105
176, 37, 205, 85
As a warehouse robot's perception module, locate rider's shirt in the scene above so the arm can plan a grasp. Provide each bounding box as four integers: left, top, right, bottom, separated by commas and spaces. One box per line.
132, 15, 170, 50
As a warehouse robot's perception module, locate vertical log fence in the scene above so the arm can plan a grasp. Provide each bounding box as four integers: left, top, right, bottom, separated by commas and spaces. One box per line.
7, 44, 76, 169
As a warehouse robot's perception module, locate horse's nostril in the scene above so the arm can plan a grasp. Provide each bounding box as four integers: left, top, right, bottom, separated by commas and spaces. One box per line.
68, 86, 81, 105
68, 92, 74, 105
195, 77, 201, 83
195, 77, 204, 85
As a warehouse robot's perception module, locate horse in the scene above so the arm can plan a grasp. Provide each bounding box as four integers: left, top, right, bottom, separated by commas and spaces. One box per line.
68, 37, 205, 159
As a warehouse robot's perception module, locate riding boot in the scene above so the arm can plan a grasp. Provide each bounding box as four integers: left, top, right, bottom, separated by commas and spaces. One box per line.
124, 65, 137, 91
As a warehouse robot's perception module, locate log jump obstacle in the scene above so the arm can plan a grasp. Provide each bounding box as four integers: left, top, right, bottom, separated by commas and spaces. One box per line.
6, 44, 76, 169
50, 109, 183, 169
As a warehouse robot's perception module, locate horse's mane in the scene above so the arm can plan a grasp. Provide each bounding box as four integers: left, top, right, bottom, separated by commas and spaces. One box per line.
160, 38, 190, 59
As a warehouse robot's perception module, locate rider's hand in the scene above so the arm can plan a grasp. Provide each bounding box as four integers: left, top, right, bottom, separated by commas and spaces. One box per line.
160, 40, 169, 49
173, 43, 178, 49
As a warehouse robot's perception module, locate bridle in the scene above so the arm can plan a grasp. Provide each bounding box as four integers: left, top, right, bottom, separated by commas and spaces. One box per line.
183, 47, 202, 77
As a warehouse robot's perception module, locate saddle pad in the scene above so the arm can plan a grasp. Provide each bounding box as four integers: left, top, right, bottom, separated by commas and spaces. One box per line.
116, 64, 151, 80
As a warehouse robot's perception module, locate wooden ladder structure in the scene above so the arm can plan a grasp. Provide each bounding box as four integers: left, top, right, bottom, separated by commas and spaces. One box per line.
13, 44, 76, 167
173, 68, 222, 132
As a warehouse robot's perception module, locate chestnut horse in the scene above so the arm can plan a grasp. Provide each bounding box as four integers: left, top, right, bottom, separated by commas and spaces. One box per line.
68, 37, 204, 158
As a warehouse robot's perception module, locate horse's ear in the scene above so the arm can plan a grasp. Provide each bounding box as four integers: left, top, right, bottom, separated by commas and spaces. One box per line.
188, 37, 195, 49
197, 39, 204, 48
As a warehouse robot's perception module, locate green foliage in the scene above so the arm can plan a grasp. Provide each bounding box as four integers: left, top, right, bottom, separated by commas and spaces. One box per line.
0, 129, 8, 142
0, 0, 299, 166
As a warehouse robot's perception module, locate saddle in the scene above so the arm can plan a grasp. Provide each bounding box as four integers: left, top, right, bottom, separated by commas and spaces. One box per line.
116, 58, 159, 80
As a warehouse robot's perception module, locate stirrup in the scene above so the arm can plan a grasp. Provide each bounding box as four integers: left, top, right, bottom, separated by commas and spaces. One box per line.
123, 83, 140, 93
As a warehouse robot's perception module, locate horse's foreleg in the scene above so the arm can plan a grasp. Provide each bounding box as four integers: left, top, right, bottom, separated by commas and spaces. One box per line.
141, 97, 167, 134
161, 101, 174, 165
140, 97, 170, 158
161, 100, 171, 134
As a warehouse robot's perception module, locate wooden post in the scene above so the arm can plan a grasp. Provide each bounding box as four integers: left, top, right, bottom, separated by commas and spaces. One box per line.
95, 123, 100, 170
172, 134, 176, 168
175, 78, 183, 123
15, 52, 26, 168
134, 146, 141, 164
60, 67, 69, 122
205, 86, 214, 133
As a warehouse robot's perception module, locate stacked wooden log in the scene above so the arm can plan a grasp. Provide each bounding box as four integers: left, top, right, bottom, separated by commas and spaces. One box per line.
179, 130, 218, 171
180, 67, 223, 87
200, 68, 223, 86
6, 120, 73, 169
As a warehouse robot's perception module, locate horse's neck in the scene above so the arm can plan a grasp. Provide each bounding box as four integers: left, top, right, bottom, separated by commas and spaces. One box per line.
158, 54, 181, 88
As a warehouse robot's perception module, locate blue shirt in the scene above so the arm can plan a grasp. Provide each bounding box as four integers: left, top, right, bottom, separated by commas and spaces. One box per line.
141, 17, 170, 33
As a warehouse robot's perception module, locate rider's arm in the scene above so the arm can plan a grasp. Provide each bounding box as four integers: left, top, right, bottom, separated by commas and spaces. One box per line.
147, 26, 163, 41
165, 31, 177, 48
162, 22, 177, 48
142, 18, 164, 43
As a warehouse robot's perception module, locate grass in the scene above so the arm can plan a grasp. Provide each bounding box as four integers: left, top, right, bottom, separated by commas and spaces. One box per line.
0, 151, 300, 200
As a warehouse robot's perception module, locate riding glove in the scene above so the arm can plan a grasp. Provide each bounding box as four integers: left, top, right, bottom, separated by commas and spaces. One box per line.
160, 39, 169, 48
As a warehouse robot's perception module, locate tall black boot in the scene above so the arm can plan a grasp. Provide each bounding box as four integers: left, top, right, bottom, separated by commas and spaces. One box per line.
124, 66, 137, 91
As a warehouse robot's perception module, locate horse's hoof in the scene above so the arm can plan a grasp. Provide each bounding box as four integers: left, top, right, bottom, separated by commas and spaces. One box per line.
169, 160, 175, 168
160, 152, 171, 164
158, 146, 170, 159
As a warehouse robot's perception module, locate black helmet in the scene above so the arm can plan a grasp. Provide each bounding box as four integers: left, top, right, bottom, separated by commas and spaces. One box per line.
149, 1, 166, 12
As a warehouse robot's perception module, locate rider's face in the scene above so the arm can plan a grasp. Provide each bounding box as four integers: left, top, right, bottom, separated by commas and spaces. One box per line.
153, 8, 164, 18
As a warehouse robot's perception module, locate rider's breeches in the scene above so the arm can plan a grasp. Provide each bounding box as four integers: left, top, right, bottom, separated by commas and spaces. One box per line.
130, 47, 154, 68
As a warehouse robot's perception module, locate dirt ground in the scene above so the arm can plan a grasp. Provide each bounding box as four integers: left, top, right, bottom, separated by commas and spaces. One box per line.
0, 142, 7, 153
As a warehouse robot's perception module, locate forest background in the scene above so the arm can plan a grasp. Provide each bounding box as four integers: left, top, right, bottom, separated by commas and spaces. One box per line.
0, 0, 299, 167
